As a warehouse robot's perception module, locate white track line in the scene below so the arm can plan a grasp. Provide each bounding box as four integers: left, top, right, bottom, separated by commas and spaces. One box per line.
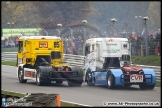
2, 89, 92, 107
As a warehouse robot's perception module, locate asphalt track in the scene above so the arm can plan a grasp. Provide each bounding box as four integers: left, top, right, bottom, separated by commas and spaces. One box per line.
2, 65, 161, 107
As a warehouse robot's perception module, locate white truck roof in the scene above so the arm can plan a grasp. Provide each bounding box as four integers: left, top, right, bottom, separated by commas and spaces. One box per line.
19, 36, 61, 40
86, 38, 128, 43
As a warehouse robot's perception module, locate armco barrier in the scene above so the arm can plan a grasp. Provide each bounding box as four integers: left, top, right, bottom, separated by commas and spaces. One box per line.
1, 52, 161, 81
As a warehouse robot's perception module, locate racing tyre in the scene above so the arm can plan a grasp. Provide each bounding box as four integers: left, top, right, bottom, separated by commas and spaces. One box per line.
107, 73, 115, 89
56, 80, 63, 84
18, 67, 27, 83
86, 72, 95, 86
36, 68, 44, 86
139, 84, 147, 90
67, 80, 82, 86
147, 85, 155, 90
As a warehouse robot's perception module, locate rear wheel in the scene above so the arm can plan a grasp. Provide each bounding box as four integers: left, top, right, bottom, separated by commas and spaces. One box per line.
107, 73, 115, 89
56, 80, 63, 84
147, 85, 155, 90
18, 67, 27, 83
139, 84, 155, 90
139, 84, 147, 90
68, 80, 82, 86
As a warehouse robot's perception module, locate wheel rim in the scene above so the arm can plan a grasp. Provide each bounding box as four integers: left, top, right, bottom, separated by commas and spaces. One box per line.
108, 75, 111, 86
19, 70, 23, 80
37, 71, 40, 83
88, 73, 91, 83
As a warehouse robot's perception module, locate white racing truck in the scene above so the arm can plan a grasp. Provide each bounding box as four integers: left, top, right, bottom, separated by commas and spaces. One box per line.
84, 37, 156, 90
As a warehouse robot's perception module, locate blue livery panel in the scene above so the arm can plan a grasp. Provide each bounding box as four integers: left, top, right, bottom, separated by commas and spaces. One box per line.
109, 69, 124, 86
94, 72, 107, 84
142, 68, 156, 85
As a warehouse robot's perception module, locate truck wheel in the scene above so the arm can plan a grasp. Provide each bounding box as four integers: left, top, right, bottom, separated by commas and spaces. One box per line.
67, 80, 82, 86
139, 84, 147, 90
36, 69, 44, 86
18, 67, 27, 83
86, 72, 95, 86
56, 80, 63, 84
107, 73, 115, 89
147, 85, 155, 90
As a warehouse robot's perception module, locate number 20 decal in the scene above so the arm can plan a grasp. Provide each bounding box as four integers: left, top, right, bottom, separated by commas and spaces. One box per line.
54, 42, 59, 48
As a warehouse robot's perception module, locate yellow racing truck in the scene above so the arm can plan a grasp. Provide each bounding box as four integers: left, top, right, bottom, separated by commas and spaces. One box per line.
16, 36, 83, 86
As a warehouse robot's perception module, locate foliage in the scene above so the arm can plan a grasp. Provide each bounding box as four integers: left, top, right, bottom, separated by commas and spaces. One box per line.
2, 48, 18, 52
2, 1, 40, 28
1, 1, 160, 31
147, 1, 161, 30
32, 1, 92, 29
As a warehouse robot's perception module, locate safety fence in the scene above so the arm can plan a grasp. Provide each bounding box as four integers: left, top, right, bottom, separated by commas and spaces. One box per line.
1, 52, 161, 81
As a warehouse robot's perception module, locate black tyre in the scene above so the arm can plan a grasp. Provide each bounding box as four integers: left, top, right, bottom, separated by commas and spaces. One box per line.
18, 67, 27, 83
67, 80, 82, 86
139, 84, 155, 90
86, 71, 95, 86
56, 80, 63, 84
107, 73, 115, 89
139, 84, 147, 90
36, 68, 44, 86
147, 85, 155, 90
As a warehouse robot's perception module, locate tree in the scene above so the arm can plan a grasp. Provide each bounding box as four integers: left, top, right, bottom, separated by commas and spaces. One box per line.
32, 1, 92, 29
147, 2, 161, 30
1, 1, 41, 28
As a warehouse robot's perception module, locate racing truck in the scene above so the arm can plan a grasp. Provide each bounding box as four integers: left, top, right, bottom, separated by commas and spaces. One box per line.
16, 36, 83, 86
84, 38, 156, 90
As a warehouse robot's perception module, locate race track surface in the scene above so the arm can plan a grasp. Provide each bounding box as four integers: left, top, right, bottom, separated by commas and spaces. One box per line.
2, 65, 161, 106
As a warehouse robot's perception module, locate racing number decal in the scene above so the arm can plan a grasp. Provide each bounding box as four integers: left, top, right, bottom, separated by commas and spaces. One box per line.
39, 42, 48, 48
54, 42, 59, 48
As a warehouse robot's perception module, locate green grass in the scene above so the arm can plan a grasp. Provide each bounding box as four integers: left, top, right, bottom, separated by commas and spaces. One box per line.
1, 90, 84, 107
156, 81, 161, 87
1, 61, 16, 66
132, 55, 161, 66
2, 47, 18, 52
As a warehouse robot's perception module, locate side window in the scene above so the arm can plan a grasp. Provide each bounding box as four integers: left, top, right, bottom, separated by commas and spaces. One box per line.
18, 41, 23, 53
85, 44, 90, 56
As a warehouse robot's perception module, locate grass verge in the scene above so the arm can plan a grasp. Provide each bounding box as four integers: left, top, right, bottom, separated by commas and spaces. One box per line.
1, 61, 16, 66
1, 90, 84, 107
132, 55, 161, 66
1, 61, 161, 87
2, 48, 18, 52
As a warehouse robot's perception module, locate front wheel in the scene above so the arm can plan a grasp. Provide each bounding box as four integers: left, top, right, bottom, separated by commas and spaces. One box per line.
18, 67, 27, 83
86, 72, 95, 86
107, 73, 115, 89
36, 69, 44, 86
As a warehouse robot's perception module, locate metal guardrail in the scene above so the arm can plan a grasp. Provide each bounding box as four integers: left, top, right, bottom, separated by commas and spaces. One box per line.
1, 52, 161, 81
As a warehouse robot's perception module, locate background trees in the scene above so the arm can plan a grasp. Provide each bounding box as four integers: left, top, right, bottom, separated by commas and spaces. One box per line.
1, 1, 161, 30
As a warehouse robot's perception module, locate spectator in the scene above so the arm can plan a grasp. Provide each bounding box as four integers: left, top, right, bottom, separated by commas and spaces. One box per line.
128, 34, 136, 56
135, 34, 143, 56
16, 37, 19, 47
156, 33, 161, 55
148, 34, 157, 55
